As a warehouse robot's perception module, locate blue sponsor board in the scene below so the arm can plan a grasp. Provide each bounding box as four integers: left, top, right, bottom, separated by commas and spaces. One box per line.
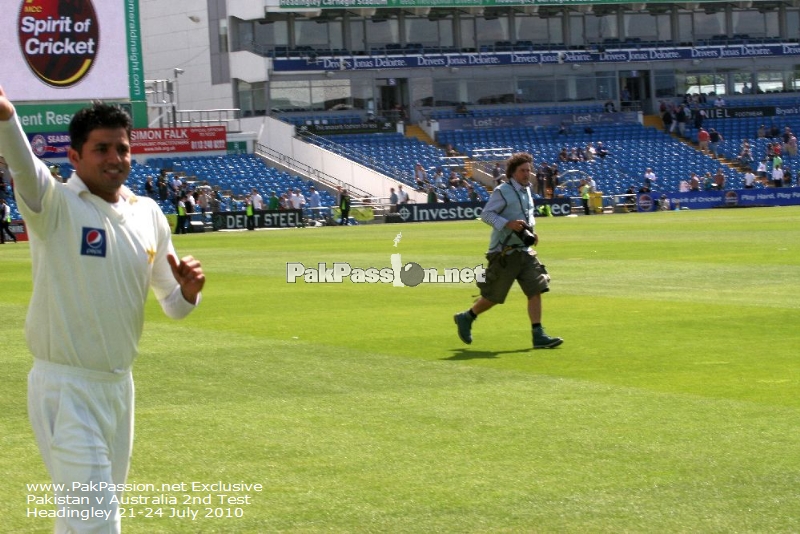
27, 132, 70, 159
274, 43, 800, 72
392, 197, 573, 223
636, 188, 800, 211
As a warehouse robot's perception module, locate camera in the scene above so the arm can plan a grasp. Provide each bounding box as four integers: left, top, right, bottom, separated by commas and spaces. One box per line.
515, 223, 537, 247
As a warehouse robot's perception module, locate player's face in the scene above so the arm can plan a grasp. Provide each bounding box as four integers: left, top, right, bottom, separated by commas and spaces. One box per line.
511, 162, 533, 187
68, 127, 131, 203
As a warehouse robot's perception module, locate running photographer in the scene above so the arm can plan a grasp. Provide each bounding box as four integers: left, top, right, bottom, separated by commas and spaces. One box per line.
454, 152, 563, 349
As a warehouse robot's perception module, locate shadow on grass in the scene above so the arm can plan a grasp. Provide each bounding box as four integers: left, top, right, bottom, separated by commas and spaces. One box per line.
443, 348, 531, 360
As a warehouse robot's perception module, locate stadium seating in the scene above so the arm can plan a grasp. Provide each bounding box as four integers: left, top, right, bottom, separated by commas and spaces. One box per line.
305, 132, 490, 202
137, 154, 337, 216
438, 123, 750, 195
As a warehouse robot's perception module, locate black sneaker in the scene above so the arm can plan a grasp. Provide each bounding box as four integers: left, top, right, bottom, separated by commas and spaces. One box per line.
533, 326, 563, 349
454, 311, 475, 344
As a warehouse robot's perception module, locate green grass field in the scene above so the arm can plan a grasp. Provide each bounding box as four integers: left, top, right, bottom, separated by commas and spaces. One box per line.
2, 206, 799, 533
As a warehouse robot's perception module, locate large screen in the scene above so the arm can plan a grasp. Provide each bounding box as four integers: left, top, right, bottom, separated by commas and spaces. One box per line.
0, 0, 133, 102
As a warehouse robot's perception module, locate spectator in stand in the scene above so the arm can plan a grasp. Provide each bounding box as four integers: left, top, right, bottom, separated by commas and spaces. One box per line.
157, 172, 169, 201
546, 163, 559, 195
697, 127, 710, 153
433, 169, 447, 189
290, 188, 306, 210
786, 134, 798, 158
308, 186, 321, 219
693, 106, 706, 130
196, 188, 210, 214
783, 167, 793, 188
738, 139, 753, 165
250, 188, 264, 211
714, 95, 726, 107
596, 142, 608, 160
558, 147, 569, 162
772, 151, 783, 172
584, 142, 596, 162
782, 126, 793, 146
492, 162, 502, 183
535, 163, 548, 197
414, 163, 428, 190
662, 107, 674, 134
689, 172, 700, 191
268, 191, 280, 210
769, 123, 780, 139
772, 164, 784, 188
757, 124, 767, 138
426, 186, 438, 204
713, 169, 726, 190
643, 168, 657, 189
397, 184, 409, 205
703, 172, 715, 190
144, 176, 155, 198
743, 170, 756, 189
388, 187, 398, 213
568, 147, 581, 162
709, 128, 724, 158
659, 194, 671, 211
757, 160, 768, 183
674, 104, 689, 137
448, 170, 460, 187
171, 173, 182, 198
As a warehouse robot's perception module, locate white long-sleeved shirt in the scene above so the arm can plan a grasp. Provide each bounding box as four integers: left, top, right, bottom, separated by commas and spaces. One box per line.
0, 113, 197, 372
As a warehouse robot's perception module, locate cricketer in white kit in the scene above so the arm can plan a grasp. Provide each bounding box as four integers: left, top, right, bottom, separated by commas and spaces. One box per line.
0, 86, 205, 533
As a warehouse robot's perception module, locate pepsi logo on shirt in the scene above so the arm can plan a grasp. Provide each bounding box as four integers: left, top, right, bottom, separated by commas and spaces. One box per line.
81, 227, 106, 257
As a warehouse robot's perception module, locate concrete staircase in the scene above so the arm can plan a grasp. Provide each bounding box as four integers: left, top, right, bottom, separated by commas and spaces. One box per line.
405, 124, 436, 145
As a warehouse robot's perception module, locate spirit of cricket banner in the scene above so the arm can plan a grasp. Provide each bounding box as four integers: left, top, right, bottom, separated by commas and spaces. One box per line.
636, 189, 800, 211
1, 0, 132, 101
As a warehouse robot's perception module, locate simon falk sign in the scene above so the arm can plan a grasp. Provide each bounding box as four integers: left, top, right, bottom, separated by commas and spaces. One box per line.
0, 0, 142, 107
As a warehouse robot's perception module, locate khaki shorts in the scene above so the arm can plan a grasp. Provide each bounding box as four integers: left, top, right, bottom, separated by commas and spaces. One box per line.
477, 249, 550, 304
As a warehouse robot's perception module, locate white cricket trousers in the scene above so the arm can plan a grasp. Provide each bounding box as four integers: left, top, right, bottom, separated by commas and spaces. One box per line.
28, 359, 134, 534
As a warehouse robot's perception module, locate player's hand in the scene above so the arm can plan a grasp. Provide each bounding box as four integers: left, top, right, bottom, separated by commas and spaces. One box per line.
0, 86, 15, 122
168, 254, 205, 304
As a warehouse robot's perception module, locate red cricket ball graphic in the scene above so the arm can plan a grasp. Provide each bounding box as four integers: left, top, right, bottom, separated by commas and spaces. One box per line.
18, 0, 100, 88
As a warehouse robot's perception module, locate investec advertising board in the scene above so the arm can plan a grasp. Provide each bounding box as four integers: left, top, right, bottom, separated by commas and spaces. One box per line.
0, 0, 145, 129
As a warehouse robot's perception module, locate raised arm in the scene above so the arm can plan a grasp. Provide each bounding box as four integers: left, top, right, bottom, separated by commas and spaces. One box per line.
0, 86, 50, 212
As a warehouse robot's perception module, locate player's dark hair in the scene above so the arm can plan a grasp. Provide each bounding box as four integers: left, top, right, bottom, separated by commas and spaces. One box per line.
506, 152, 533, 177
69, 101, 132, 154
